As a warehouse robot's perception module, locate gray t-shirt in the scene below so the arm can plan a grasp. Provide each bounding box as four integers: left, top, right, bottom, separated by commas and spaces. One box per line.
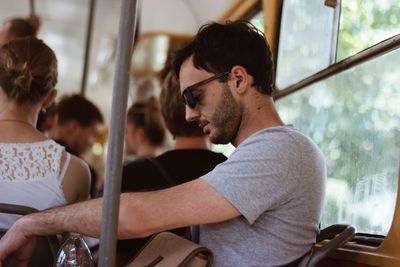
200, 125, 326, 267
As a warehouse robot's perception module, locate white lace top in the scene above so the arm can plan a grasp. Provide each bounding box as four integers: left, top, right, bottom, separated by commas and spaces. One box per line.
0, 140, 70, 229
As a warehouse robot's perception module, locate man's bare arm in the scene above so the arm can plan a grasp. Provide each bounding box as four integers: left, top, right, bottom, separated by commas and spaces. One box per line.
118, 178, 241, 238
13, 178, 239, 238
0, 178, 240, 264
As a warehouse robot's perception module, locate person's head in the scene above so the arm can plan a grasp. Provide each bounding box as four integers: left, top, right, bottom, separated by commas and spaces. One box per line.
131, 77, 161, 103
159, 71, 204, 138
0, 17, 40, 46
55, 94, 103, 155
125, 97, 165, 155
172, 21, 274, 145
173, 20, 273, 96
0, 36, 57, 110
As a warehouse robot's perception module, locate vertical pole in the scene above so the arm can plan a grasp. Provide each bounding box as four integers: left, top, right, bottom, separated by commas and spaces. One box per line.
98, 0, 139, 266
29, 0, 35, 16
80, 0, 97, 96
329, 0, 341, 64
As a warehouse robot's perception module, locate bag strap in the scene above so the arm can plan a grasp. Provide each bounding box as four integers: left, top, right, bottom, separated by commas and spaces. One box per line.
191, 225, 200, 244
145, 157, 175, 186
145, 157, 200, 244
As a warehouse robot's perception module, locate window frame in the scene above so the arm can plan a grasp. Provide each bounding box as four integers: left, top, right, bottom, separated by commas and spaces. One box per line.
266, 0, 400, 264
273, 34, 400, 100
274, 0, 342, 90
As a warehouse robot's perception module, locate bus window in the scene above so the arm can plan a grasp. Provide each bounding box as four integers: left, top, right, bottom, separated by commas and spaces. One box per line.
249, 9, 264, 33
275, 0, 339, 89
36, 0, 90, 93
338, 0, 400, 60
0, 0, 90, 94
276, 47, 400, 235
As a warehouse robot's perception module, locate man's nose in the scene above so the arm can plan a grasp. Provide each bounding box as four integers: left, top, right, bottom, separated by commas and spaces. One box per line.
185, 105, 200, 122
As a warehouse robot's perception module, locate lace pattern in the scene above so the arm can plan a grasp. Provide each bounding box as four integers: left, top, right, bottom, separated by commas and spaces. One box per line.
0, 140, 64, 181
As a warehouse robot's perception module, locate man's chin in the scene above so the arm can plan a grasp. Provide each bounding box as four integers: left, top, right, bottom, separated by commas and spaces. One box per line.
209, 133, 231, 145
203, 125, 214, 138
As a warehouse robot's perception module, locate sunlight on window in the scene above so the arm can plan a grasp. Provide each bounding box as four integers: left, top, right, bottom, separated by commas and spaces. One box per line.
276, 49, 400, 235
276, 0, 336, 89
337, 0, 400, 60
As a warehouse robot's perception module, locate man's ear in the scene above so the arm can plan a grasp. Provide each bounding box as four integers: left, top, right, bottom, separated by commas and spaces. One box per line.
42, 89, 57, 109
231, 66, 248, 94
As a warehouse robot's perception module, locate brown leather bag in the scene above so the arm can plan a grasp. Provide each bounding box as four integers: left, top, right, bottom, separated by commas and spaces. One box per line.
125, 232, 213, 267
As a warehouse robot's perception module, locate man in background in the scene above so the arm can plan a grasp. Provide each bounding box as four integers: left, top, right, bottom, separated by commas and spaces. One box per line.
51, 94, 104, 198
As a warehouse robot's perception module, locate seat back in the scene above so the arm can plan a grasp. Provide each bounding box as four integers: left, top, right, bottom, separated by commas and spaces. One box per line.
0, 203, 60, 267
298, 224, 356, 267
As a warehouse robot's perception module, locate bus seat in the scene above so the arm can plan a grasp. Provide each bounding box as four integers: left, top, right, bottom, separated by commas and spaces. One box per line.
297, 224, 356, 267
0, 203, 61, 267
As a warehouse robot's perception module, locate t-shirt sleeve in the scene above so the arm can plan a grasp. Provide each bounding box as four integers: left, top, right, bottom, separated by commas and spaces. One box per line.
201, 131, 300, 224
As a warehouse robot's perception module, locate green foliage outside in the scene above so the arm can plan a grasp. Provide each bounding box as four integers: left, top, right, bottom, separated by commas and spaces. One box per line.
275, 1, 400, 234
338, 0, 400, 60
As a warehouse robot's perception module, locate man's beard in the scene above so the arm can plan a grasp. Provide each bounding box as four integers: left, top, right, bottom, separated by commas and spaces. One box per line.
208, 84, 241, 145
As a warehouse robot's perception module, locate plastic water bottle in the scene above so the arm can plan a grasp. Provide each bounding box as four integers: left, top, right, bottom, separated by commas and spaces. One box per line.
54, 233, 94, 267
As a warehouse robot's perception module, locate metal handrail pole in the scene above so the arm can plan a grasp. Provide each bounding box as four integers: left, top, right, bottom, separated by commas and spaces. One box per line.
98, 1, 139, 266
29, 0, 35, 16
80, 0, 96, 96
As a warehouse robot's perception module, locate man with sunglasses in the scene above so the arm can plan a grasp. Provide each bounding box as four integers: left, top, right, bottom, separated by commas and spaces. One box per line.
0, 21, 326, 267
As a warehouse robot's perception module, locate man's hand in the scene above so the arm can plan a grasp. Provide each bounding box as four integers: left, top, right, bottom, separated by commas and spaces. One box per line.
0, 221, 36, 267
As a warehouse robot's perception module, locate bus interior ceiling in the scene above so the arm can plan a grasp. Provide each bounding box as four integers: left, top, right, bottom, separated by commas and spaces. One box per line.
0, 0, 234, 120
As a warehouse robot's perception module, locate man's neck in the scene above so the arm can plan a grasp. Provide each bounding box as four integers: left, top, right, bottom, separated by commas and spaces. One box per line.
174, 136, 210, 150
136, 143, 160, 157
233, 95, 284, 147
51, 127, 80, 156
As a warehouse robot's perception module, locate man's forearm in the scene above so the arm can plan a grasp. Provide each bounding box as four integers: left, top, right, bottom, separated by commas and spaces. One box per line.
17, 198, 103, 238
13, 179, 239, 240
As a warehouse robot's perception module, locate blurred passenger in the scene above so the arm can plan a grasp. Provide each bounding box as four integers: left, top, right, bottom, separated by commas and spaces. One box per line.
51, 94, 104, 198
131, 77, 161, 103
117, 71, 227, 265
125, 97, 165, 159
36, 102, 58, 136
0, 37, 90, 229
0, 15, 41, 46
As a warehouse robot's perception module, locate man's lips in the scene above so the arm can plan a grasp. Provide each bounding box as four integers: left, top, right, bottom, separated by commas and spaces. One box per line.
198, 121, 208, 129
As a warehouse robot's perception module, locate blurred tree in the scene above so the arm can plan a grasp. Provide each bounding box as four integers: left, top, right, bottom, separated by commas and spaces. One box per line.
337, 0, 400, 60
276, 0, 400, 234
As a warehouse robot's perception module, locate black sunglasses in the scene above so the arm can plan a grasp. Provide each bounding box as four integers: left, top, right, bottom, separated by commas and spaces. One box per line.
181, 72, 230, 108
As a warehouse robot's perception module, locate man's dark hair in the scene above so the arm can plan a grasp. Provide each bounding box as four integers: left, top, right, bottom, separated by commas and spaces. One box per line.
159, 71, 204, 137
173, 20, 274, 95
57, 94, 103, 127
